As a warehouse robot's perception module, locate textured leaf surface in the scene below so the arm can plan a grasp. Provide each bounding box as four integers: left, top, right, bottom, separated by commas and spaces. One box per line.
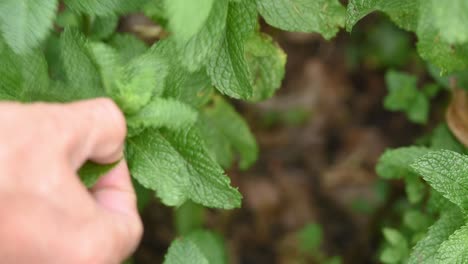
346, 0, 419, 31
90, 43, 168, 114
64, 0, 146, 15
166, 0, 215, 42
431, 0, 468, 45
176, 0, 228, 72
59, 29, 104, 100
416, 1, 468, 73
164, 230, 227, 264
127, 98, 198, 135
436, 222, 468, 263
412, 150, 468, 211
409, 207, 464, 264
207, 0, 257, 99
245, 33, 286, 101
108, 34, 148, 62
376, 147, 430, 179
256, 0, 345, 39
127, 127, 241, 209
198, 97, 258, 170
0, 0, 58, 54
0, 40, 49, 101
78, 161, 119, 188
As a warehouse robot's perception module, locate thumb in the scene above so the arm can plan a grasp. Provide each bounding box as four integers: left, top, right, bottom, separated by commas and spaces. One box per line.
91, 160, 143, 261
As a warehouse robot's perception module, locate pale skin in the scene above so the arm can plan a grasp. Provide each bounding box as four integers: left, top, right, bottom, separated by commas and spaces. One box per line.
0, 98, 142, 264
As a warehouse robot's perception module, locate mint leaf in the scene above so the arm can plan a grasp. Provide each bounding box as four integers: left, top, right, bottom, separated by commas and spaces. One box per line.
0, 0, 58, 54
90, 43, 169, 114
380, 228, 409, 263
89, 14, 118, 40
64, 0, 146, 15
127, 97, 198, 135
176, 0, 229, 72
431, 0, 468, 45
164, 68, 213, 108
435, 222, 468, 263
376, 147, 430, 179
59, 28, 104, 100
78, 161, 119, 188
346, 0, 419, 32
166, 0, 215, 42
384, 70, 430, 124
408, 207, 465, 264
164, 230, 227, 264
0, 39, 49, 101
404, 174, 425, 204
198, 97, 258, 170
207, 0, 257, 99
175, 201, 205, 236
297, 223, 323, 253
126, 127, 242, 209
108, 34, 148, 62
417, 1, 468, 73
256, 0, 345, 40
411, 150, 468, 211
245, 33, 286, 101
430, 124, 466, 153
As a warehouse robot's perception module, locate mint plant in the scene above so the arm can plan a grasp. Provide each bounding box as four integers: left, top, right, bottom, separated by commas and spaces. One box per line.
2, 0, 468, 262
0, 0, 346, 262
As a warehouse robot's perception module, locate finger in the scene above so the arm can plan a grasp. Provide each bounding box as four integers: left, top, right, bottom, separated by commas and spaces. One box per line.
31, 98, 127, 169
90, 160, 142, 261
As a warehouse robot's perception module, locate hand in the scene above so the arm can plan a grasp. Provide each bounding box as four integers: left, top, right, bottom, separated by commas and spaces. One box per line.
0, 99, 142, 264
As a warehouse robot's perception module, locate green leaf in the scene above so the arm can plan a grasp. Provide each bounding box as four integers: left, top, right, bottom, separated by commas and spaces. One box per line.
297, 223, 323, 253
175, 201, 205, 236
430, 124, 466, 153
166, 0, 215, 42
427, 189, 455, 214
89, 14, 118, 40
126, 127, 242, 209
0, 0, 58, 54
164, 68, 214, 108
108, 34, 148, 62
245, 33, 286, 101
198, 97, 258, 170
58, 28, 104, 100
256, 0, 345, 40
404, 174, 425, 204
127, 97, 198, 136
64, 0, 146, 15
431, 0, 468, 45
376, 147, 430, 179
411, 150, 468, 211
384, 70, 429, 124
416, 1, 468, 73
154, 39, 214, 108
346, 0, 419, 32
436, 222, 468, 263
380, 228, 409, 263
410, 205, 464, 264
0, 40, 49, 101
90, 43, 169, 114
207, 0, 257, 99
176, 0, 229, 72
78, 161, 119, 188
403, 210, 431, 232
164, 230, 228, 264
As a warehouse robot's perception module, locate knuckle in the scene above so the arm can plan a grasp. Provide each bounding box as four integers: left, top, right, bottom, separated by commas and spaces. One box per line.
92, 98, 127, 141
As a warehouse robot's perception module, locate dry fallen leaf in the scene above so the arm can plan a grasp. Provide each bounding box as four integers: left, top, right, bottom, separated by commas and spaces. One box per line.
447, 88, 468, 147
